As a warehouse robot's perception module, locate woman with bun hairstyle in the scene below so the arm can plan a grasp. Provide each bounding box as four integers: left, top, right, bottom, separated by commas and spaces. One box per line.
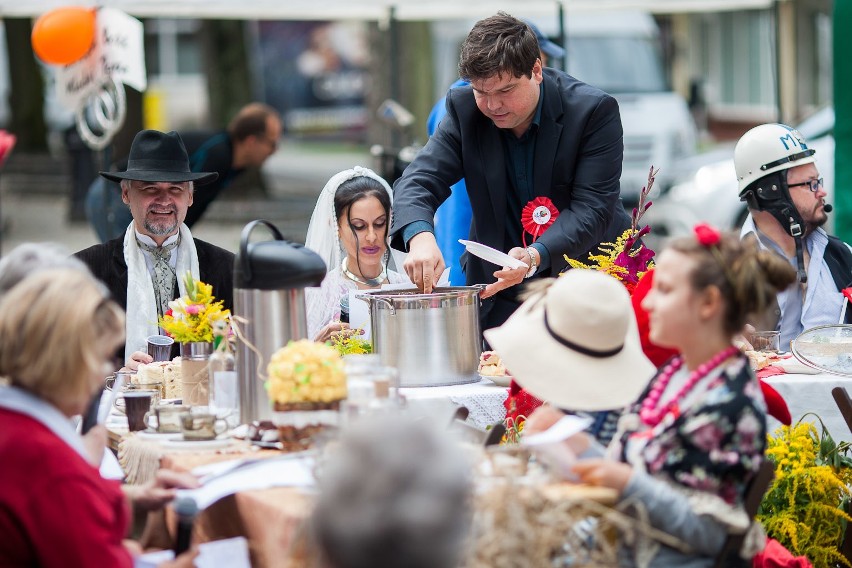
494, 224, 797, 566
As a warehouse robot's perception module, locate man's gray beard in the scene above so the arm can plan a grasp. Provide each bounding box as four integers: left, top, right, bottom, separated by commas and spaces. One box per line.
144, 218, 178, 236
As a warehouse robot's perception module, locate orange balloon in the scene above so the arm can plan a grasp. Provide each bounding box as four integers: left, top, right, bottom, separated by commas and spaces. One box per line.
31, 7, 97, 65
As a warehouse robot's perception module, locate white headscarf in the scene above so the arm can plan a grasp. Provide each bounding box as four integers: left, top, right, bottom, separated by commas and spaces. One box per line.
304, 166, 397, 273
304, 167, 406, 337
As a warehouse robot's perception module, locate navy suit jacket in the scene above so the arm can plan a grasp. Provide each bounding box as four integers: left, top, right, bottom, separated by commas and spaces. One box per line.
390, 68, 632, 290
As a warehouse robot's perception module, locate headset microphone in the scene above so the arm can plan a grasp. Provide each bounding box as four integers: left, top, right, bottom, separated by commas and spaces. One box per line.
824, 203, 834, 213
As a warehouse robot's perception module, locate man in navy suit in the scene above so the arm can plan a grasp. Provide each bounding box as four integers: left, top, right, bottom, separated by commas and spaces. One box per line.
391, 12, 631, 330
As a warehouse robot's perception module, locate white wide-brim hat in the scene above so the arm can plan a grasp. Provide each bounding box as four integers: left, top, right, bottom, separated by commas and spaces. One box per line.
484, 269, 655, 411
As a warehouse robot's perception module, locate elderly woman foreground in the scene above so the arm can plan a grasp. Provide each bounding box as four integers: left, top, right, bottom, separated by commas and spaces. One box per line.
0, 269, 195, 567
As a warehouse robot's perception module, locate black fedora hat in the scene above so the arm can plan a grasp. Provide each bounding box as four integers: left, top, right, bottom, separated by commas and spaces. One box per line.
100, 130, 218, 185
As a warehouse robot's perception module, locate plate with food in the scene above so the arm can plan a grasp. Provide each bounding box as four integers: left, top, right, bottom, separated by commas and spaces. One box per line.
478, 350, 513, 387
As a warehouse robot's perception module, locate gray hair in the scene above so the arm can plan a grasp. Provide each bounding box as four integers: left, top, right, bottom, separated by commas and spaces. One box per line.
0, 243, 92, 297
311, 416, 472, 568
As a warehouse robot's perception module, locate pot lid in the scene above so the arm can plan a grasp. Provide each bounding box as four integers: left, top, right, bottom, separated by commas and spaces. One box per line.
790, 324, 852, 376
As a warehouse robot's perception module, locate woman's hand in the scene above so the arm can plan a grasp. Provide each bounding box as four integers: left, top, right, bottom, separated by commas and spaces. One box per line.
524, 405, 564, 434
124, 469, 201, 512
571, 459, 634, 493
314, 322, 363, 344
125, 351, 153, 371
524, 405, 592, 456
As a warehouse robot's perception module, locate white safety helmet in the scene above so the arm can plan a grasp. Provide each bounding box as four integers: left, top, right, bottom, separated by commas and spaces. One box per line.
734, 123, 816, 193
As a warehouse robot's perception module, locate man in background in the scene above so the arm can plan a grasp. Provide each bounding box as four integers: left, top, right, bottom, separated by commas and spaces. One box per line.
735, 123, 852, 348
86, 103, 282, 241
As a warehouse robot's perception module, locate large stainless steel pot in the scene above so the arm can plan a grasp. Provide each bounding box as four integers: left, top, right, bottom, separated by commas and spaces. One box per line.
358, 286, 483, 387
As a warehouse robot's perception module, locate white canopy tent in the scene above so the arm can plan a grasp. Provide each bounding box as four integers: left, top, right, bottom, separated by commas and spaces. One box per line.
0, 0, 777, 20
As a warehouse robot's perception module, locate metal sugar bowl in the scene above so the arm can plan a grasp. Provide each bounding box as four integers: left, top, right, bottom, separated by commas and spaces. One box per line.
358, 286, 484, 387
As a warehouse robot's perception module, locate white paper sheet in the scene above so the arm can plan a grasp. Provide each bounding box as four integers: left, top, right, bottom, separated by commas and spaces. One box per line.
520, 415, 593, 481
134, 536, 251, 568
521, 415, 593, 447
177, 455, 316, 510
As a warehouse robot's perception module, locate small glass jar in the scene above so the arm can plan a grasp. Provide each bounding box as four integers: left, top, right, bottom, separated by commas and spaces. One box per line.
208, 343, 239, 428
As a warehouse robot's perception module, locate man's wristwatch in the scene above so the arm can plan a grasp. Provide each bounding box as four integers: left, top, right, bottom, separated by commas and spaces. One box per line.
524, 246, 539, 279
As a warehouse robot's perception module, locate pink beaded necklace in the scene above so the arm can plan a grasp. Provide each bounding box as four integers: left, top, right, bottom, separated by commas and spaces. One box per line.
639, 345, 740, 427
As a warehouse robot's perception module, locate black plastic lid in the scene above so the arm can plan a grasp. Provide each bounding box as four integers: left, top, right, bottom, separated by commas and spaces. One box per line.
234, 220, 327, 290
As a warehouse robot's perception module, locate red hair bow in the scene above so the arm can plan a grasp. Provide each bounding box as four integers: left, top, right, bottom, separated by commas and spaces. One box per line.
693, 223, 721, 247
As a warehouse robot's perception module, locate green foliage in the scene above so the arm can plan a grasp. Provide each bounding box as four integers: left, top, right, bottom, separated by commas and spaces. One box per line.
758, 416, 852, 567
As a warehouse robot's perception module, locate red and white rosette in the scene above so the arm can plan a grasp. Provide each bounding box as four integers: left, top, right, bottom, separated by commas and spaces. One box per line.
521, 197, 559, 247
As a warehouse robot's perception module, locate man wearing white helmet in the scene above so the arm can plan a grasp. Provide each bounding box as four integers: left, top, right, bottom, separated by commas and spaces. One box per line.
735, 123, 852, 348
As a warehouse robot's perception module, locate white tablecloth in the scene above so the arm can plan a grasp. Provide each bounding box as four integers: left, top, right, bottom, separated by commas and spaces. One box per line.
764, 372, 852, 442
400, 379, 509, 430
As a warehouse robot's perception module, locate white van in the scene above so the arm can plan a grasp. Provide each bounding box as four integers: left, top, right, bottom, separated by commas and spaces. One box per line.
431, 11, 697, 206
560, 12, 697, 204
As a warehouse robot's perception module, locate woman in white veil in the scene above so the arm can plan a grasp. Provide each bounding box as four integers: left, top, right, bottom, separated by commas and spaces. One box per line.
305, 166, 409, 342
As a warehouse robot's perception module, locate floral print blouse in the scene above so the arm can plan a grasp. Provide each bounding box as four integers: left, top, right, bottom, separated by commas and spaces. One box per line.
611, 355, 767, 507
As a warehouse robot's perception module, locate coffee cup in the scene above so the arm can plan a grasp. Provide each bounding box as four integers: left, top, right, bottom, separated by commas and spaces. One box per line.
115, 387, 161, 413
144, 404, 189, 433
180, 412, 228, 441
105, 370, 136, 392
124, 391, 154, 432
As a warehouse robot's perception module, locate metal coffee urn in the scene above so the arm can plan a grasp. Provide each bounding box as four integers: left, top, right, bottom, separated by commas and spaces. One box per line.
234, 220, 326, 422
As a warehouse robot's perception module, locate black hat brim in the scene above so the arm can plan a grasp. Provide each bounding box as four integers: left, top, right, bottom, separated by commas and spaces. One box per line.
99, 170, 219, 186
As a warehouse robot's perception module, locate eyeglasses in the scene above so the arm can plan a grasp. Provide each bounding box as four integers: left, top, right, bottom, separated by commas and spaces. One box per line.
788, 177, 824, 193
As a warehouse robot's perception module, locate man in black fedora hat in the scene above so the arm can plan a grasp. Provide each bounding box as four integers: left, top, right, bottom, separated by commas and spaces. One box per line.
75, 130, 235, 367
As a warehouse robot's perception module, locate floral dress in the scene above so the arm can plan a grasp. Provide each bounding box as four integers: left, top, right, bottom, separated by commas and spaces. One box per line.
613, 354, 767, 506
607, 355, 768, 566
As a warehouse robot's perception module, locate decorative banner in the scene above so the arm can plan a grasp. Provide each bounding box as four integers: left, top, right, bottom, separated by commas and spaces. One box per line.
55, 8, 146, 112
521, 197, 559, 247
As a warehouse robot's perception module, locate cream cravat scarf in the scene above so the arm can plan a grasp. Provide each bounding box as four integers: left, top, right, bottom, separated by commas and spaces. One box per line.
123, 224, 200, 362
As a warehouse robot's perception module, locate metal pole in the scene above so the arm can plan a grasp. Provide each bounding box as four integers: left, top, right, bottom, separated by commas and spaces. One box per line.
558, 1, 567, 72
389, 5, 401, 151
773, 0, 783, 123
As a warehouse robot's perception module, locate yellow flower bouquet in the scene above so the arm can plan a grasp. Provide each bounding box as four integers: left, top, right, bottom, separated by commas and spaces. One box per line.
158, 271, 230, 344
758, 419, 852, 567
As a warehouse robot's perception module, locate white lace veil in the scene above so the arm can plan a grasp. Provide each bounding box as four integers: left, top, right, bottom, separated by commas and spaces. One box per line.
304, 165, 404, 273
304, 166, 406, 338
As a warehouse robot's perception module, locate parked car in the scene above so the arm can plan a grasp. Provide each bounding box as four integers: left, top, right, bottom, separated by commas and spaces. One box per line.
643, 106, 835, 249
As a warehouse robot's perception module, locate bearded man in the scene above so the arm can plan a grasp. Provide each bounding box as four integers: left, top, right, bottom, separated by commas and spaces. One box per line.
76, 130, 234, 366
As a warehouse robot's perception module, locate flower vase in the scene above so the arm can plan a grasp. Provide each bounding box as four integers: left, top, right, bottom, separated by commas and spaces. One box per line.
180, 342, 212, 407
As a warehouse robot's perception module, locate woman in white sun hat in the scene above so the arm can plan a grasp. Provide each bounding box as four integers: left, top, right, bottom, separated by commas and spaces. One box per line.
487, 224, 796, 567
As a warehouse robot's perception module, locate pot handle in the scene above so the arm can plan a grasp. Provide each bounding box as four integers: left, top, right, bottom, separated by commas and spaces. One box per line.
238, 220, 286, 283
472, 283, 488, 304
355, 293, 396, 316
